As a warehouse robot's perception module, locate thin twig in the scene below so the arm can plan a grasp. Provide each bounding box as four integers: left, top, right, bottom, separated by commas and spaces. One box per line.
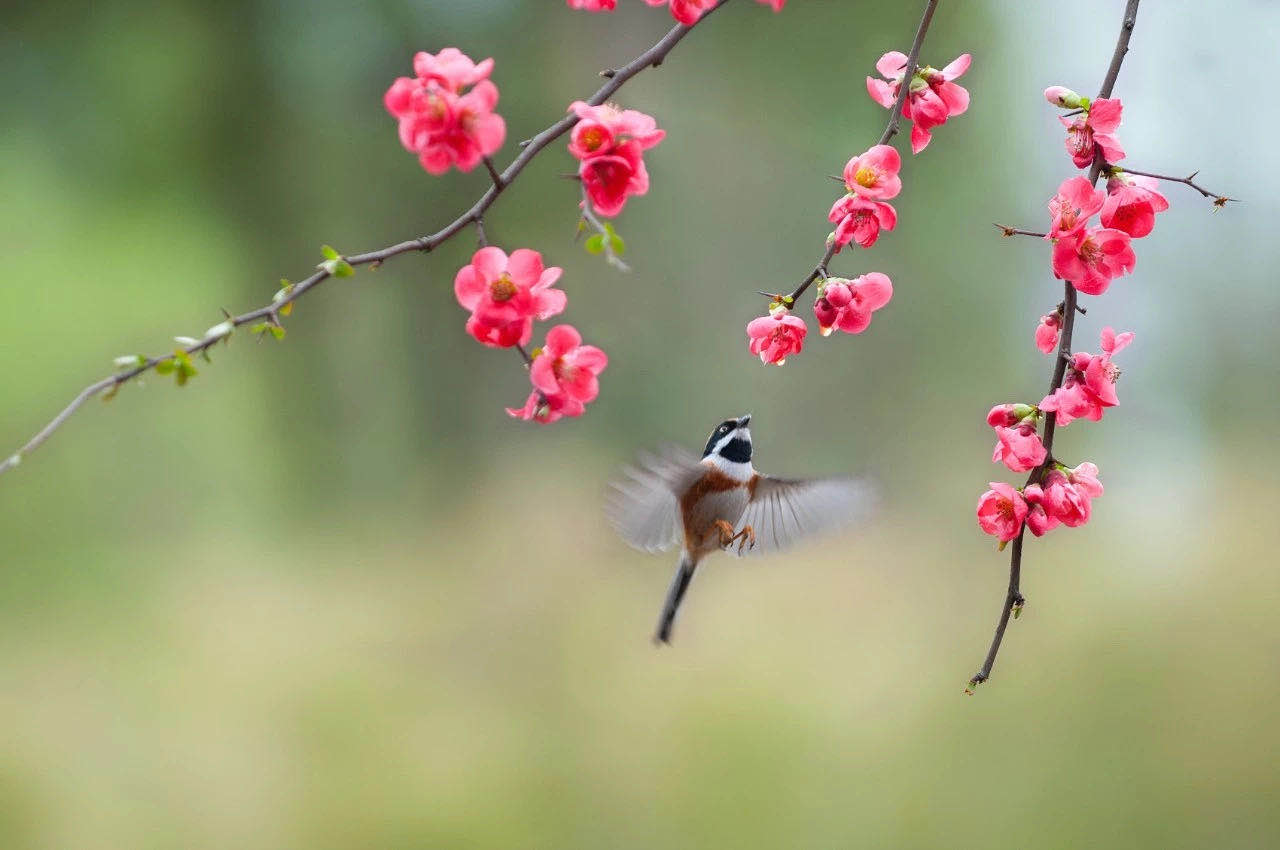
0, 0, 732, 478
969, 0, 1142, 692
578, 183, 631, 272
1108, 166, 1235, 205
778, 0, 940, 308
993, 224, 1048, 239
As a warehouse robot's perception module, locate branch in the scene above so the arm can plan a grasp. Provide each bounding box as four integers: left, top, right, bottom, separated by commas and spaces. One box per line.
993, 223, 1048, 239
1108, 166, 1236, 206
968, 0, 1142, 693
0, 1, 732, 478
778, 0, 939, 309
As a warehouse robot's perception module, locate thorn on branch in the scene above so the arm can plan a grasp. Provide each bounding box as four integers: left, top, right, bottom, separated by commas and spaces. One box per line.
599, 69, 617, 79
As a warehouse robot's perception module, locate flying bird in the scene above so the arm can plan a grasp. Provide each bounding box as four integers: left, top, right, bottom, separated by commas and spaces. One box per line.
607, 414, 875, 644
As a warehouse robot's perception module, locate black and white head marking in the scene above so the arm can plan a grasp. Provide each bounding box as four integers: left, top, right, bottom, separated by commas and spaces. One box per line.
701, 414, 754, 478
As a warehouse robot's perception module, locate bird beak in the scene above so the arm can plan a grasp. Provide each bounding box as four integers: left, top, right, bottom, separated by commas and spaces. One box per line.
737, 414, 752, 427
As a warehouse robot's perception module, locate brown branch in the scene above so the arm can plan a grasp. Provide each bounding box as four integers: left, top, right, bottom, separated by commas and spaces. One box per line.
1108, 166, 1235, 205
0, 0, 732, 478
776, 0, 939, 309
968, 0, 1142, 693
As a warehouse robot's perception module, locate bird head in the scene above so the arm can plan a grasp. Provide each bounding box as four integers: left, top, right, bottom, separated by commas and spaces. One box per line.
701, 414, 753, 474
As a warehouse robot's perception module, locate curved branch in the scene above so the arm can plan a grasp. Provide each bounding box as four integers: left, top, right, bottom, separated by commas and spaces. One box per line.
0, 1, 732, 478
779, 0, 939, 309
1109, 166, 1235, 205
969, 0, 1143, 693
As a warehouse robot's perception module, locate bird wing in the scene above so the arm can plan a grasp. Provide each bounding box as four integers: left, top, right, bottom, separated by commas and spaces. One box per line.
606, 444, 704, 553
732, 475, 877, 557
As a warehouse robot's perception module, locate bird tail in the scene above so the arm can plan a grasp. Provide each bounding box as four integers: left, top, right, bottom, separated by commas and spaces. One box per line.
654, 555, 697, 645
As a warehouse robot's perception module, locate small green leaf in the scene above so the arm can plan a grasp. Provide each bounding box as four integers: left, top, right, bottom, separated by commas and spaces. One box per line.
154, 358, 176, 375
270, 325, 286, 340
608, 234, 625, 256
584, 234, 604, 255
321, 244, 340, 261
332, 259, 354, 278
250, 322, 271, 336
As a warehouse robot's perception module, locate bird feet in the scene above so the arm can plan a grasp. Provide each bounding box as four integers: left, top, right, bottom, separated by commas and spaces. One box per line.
713, 520, 756, 553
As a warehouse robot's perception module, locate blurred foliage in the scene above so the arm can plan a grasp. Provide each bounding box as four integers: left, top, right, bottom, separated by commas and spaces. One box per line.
1, 0, 1278, 846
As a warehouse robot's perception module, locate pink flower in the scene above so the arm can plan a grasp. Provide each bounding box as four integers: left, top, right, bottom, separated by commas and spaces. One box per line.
643, 0, 717, 24
506, 390, 569, 424
567, 0, 616, 9
529, 324, 608, 408
1062, 97, 1125, 169
454, 247, 567, 348
1051, 226, 1136, 296
1047, 176, 1105, 239
991, 424, 1047, 473
1021, 484, 1060, 537
843, 145, 902, 201
828, 195, 897, 249
1044, 86, 1084, 109
641, 0, 782, 22
1101, 172, 1169, 238
567, 101, 665, 161
385, 49, 506, 175
812, 274, 893, 336
747, 310, 807, 365
1039, 327, 1133, 425
1042, 469, 1092, 527
1035, 312, 1062, 354
867, 52, 971, 153
977, 482, 1027, 542
579, 141, 650, 217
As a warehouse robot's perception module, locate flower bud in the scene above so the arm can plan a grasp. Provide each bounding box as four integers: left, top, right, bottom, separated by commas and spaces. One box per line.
1044, 86, 1083, 109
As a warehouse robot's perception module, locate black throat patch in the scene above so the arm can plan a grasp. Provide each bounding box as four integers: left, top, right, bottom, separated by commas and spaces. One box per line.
718, 437, 752, 464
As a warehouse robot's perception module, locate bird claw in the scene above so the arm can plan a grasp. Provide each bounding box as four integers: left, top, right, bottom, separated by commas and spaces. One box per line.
714, 521, 755, 553
736, 524, 756, 554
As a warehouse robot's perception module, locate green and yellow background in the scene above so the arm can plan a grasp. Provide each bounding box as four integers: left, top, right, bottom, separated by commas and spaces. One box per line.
2, 0, 1277, 846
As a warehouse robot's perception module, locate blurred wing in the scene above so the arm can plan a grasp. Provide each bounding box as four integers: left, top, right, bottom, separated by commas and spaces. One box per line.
733, 476, 877, 557
605, 445, 704, 553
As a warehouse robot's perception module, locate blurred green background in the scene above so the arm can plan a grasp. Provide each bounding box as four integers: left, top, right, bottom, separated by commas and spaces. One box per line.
3, 0, 1278, 846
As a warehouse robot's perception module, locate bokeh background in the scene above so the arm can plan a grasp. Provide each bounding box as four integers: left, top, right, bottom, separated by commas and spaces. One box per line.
3, 0, 1279, 846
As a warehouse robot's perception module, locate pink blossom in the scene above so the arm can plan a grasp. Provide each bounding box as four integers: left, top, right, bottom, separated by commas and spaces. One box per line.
1035, 312, 1062, 354
1021, 484, 1060, 537
867, 52, 971, 153
1101, 172, 1169, 238
385, 50, 506, 175
567, 101, 665, 161
1062, 97, 1125, 169
1051, 226, 1136, 296
1041, 469, 1092, 527
991, 424, 1047, 473
1039, 328, 1133, 425
1047, 176, 1104, 239
747, 310, 808, 365
411, 48, 494, 92
454, 247, 567, 348
567, 0, 617, 9
529, 324, 608, 408
843, 145, 902, 200
579, 141, 650, 217
828, 195, 897, 249
506, 390, 570, 424
977, 482, 1027, 542
643, 0, 717, 24
812, 274, 893, 336
641, 0, 783, 22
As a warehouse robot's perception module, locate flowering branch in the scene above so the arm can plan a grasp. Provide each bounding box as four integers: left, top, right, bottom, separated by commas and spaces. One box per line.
963, 0, 1239, 692
778, 0, 939, 310
0, 2, 729, 478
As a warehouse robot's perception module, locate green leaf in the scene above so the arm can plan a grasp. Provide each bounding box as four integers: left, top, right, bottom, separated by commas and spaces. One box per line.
608, 234, 625, 256
270, 325, 286, 340
321, 244, 340, 261
584, 234, 604, 255
154, 358, 176, 375
250, 322, 271, 336
332, 259, 354, 278
279, 301, 293, 317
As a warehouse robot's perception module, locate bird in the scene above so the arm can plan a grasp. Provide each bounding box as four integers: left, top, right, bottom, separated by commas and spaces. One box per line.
606, 414, 876, 644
